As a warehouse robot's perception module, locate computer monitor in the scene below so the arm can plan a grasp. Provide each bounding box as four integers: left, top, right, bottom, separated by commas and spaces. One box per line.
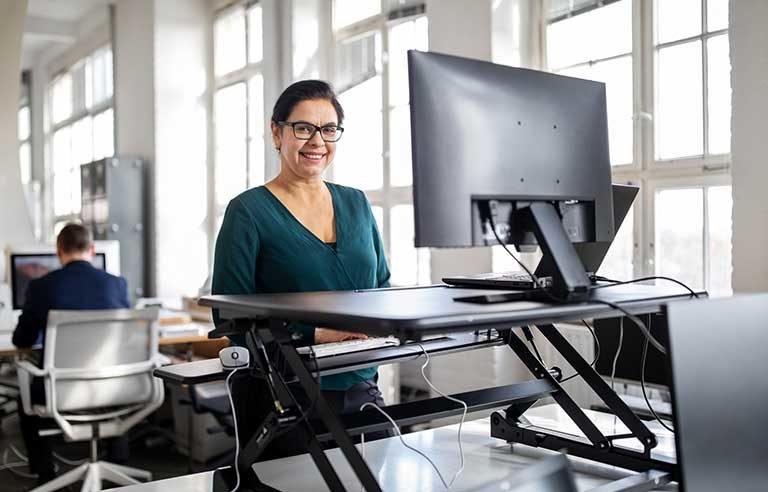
408, 50, 614, 300
665, 295, 768, 492
6, 240, 120, 310
9, 253, 106, 310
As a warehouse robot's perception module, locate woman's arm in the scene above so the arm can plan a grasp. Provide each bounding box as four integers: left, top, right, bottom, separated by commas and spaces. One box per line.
211, 198, 262, 346
212, 197, 318, 345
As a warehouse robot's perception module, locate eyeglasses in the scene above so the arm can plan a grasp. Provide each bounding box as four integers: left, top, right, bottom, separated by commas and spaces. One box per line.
278, 121, 344, 142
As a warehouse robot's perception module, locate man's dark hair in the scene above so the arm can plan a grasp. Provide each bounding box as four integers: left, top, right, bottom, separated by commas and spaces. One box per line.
57, 223, 92, 254
271, 80, 345, 125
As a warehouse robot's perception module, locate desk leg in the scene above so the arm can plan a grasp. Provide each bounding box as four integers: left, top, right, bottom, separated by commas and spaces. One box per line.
266, 323, 383, 492
505, 329, 610, 450
536, 323, 657, 451
493, 328, 677, 476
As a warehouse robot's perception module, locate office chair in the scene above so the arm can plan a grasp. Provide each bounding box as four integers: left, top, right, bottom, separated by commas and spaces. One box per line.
16, 308, 165, 492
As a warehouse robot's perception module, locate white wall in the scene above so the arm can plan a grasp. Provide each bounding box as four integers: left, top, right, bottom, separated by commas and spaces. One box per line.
731, 0, 768, 293
113, 0, 157, 296
113, 0, 211, 299
153, 0, 210, 299
0, 0, 34, 280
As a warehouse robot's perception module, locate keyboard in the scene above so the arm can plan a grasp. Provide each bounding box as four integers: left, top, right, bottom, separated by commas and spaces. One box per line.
443, 271, 553, 289
297, 336, 400, 358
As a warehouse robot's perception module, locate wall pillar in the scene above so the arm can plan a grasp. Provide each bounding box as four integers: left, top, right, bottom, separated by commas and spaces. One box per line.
731, 0, 768, 293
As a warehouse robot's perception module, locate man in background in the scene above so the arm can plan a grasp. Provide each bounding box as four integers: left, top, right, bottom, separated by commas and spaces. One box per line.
13, 223, 130, 485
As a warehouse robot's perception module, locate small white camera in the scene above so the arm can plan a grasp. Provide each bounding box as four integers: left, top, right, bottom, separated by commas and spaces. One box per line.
219, 346, 250, 370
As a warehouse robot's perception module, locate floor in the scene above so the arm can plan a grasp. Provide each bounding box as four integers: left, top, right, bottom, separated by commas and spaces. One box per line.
0, 405, 221, 492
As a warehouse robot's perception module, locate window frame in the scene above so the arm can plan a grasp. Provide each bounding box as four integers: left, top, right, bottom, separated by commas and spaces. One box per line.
47, 44, 115, 229
19, 73, 32, 186
541, 0, 732, 291
330, 3, 430, 286
211, 1, 267, 228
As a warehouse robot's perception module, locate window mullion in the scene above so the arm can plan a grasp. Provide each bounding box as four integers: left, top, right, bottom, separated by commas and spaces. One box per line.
701, 0, 709, 157
702, 184, 710, 291
380, 23, 392, 259
639, 0, 654, 277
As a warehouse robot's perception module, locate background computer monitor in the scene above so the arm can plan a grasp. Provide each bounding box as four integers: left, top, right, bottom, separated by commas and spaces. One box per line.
10, 253, 107, 310
6, 240, 120, 310
408, 50, 614, 299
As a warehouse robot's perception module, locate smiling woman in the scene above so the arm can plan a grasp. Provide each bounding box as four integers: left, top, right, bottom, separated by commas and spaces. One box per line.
211, 80, 392, 458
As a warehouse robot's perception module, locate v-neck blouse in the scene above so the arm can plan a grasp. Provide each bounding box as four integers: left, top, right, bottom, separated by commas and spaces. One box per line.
212, 182, 390, 390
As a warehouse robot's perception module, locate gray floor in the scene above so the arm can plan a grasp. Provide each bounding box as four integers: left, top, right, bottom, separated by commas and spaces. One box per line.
0, 408, 204, 492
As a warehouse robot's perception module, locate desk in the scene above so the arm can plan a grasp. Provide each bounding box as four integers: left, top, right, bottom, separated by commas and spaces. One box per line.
186, 284, 699, 491
111, 405, 677, 492
0, 321, 217, 358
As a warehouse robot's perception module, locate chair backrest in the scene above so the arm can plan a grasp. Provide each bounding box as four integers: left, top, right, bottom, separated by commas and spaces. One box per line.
43, 308, 160, 413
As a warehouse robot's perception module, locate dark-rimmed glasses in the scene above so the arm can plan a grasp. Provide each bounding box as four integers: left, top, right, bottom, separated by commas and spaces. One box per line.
278, 121, 344, 142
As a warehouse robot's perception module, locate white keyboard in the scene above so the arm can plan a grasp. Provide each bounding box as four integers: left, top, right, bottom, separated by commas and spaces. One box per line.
298, 336, 400, 358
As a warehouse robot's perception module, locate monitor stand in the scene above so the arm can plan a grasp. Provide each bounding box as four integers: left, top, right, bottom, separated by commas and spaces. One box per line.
457, 201, 592, 304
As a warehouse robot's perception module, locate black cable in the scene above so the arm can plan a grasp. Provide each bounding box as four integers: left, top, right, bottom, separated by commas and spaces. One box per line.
641, 335, 674, 433
592, 276, 699, 298
589, 299, 667, 355
485, 215, 565, 304
522, 326, 545, 363
560, 320, 600, 383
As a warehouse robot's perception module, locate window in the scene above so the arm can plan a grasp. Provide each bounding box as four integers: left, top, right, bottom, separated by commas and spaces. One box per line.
213, 3, 265, 230
548, 0, 633, 166
333, 0, 381, 31
655, 0, 730, 160
48, 46, 114, 223
537, 0, 732, 294
653, 184, 731, 296
331, 8, 430, 286
18, 102, 31, 185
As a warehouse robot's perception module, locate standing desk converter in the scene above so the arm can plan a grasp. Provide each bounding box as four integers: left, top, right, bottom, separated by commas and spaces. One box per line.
189, 284, 700, 492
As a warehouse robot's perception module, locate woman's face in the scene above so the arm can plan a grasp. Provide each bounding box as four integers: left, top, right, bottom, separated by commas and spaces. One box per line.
271, 98, 339, 182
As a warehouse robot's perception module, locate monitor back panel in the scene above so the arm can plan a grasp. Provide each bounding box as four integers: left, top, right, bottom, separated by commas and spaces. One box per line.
665, 295, 768, 492
409, 50, 614, 248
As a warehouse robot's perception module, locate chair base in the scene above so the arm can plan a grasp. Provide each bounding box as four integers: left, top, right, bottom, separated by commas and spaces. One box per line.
31, 461, 152, 492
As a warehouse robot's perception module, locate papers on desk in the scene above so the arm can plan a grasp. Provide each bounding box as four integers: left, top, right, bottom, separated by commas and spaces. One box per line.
158, 309, 192, 326
160, 323, 205, 338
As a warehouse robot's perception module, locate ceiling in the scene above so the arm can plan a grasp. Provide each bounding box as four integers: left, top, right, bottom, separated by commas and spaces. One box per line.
26, 0, 112, 22
21, 0, 113, 70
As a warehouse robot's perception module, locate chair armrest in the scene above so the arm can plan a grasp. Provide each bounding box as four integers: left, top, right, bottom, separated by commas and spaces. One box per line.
15, 359, 48, 416
16, 359, 47, 377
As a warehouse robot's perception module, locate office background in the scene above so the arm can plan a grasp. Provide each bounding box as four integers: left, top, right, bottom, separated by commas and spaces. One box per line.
0, 0, 766, 403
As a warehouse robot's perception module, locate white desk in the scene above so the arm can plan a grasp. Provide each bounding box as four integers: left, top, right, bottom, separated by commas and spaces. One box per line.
111, 405, 677, 491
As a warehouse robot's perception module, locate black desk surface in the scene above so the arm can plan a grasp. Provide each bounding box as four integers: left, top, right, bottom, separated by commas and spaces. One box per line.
200, 284, 702, 339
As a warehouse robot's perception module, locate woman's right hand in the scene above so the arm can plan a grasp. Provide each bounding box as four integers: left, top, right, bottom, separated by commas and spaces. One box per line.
314, 327, 369, 344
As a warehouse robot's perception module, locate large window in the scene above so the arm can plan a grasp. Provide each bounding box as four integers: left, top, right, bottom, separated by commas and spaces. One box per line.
212, 3, 265, 227
535, 0, 732, 295
19, 73, 32, 186
332, 6, 430, 286
49, 46, 114, 225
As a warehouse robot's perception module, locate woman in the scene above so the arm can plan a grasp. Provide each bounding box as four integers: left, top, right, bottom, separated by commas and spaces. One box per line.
212, 80, 391, 457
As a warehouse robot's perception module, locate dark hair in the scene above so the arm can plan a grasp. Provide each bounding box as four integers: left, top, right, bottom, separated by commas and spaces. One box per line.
271, 80, 345, 125
57, 223, 92, 254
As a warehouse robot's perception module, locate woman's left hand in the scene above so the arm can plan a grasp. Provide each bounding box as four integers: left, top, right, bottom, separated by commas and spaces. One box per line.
315, 327, 369, 344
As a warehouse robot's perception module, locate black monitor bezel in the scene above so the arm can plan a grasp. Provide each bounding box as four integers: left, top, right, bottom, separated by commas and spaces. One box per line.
9, 252, 107, 310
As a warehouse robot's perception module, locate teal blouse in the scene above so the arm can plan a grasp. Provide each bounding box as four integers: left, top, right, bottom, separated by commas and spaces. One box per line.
211, 182, 391, 391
